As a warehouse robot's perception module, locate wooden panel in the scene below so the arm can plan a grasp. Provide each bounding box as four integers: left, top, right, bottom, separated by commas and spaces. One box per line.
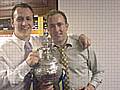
0, 0, 48, 7
0, 0, 57, 18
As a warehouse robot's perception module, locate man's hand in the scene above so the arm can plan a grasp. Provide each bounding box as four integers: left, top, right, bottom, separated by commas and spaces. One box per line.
26, 51, 40, 66
38, 82, 54, 90
79, 34, 91, 49
78, 84, 95, 90
84, 84, 95, 90
79, 84, 95, 90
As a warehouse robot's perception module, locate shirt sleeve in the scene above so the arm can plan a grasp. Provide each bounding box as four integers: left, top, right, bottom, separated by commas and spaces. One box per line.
0, 49, 31, 88
88, 47, 104, 88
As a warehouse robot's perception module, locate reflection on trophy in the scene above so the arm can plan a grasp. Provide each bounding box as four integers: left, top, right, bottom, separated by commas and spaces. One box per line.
33, 35, 61, 84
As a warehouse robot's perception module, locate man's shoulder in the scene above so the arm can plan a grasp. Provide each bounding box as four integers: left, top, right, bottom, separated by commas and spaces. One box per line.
0, 38, 15, 49
68, 35, 79, 40
68, 35, 79, 44
69, 35, 87, 49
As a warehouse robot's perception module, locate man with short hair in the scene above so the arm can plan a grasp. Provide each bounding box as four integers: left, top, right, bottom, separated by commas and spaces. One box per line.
0, 3, 40, 90
39, 10, 104, 90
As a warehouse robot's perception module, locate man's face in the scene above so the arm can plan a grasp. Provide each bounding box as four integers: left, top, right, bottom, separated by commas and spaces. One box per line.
12, 7, 33, 41
47, 14, 68, 45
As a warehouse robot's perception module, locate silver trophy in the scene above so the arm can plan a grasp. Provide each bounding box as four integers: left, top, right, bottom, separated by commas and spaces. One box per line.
33, 35, 61, 84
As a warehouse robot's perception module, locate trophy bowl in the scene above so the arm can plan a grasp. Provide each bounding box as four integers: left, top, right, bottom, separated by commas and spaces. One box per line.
34, 47, 61, 83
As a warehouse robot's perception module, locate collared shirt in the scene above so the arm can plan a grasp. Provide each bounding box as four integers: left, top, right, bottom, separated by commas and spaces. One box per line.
0, 34, 32, 90
52, 35, 104, 90
0, 34, 103, 90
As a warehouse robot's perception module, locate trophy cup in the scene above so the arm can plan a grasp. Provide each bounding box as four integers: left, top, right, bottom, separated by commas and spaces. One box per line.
33, 34, 61, 85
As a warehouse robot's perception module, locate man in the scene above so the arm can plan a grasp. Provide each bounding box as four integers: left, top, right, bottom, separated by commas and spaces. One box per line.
0, 3, 91, 90
40, 10, 104, 90
0, 3, 40, 90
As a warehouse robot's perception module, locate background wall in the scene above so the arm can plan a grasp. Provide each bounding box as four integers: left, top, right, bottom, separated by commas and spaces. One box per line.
59, 0, 120, 90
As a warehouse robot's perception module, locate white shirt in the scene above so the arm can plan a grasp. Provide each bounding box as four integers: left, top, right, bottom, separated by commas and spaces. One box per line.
0, 34, 104, 90
0, 34, 31, 90
52, 35, 104, 90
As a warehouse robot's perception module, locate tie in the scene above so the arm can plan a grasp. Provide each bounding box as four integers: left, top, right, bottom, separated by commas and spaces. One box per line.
57, 45, 70, 90
24, 41, 33, 90
24, 41, 32, 60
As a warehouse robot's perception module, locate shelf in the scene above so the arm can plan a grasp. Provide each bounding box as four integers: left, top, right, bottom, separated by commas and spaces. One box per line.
0, 30, 13, 35
0, 0, 57, 18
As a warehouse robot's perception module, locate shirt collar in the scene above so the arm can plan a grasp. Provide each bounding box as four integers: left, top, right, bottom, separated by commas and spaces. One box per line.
12, 33, 26, 50
66, 36, 72, 45
67, 35, 80, 48
53, 36, 72, 49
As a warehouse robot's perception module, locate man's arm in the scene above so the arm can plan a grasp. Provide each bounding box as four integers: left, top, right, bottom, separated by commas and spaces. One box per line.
0, 58, 31, 88
0, 45, 40, 89
0, 48, 31, 88
86, 47, 104, 89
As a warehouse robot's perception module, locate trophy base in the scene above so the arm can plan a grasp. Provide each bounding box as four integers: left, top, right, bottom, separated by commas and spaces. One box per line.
36, 73, 59, 82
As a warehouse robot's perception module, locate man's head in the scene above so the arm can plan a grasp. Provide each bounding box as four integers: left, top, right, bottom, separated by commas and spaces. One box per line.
12, 3, 34, 41
47, 10, 69, 46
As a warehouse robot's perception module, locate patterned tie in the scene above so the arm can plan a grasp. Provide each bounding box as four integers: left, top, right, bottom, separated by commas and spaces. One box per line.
55, 44, 72, 90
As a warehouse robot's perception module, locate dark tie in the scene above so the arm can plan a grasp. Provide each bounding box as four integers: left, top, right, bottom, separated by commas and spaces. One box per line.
24, 41, 33, 90
24, 41, 32, 60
